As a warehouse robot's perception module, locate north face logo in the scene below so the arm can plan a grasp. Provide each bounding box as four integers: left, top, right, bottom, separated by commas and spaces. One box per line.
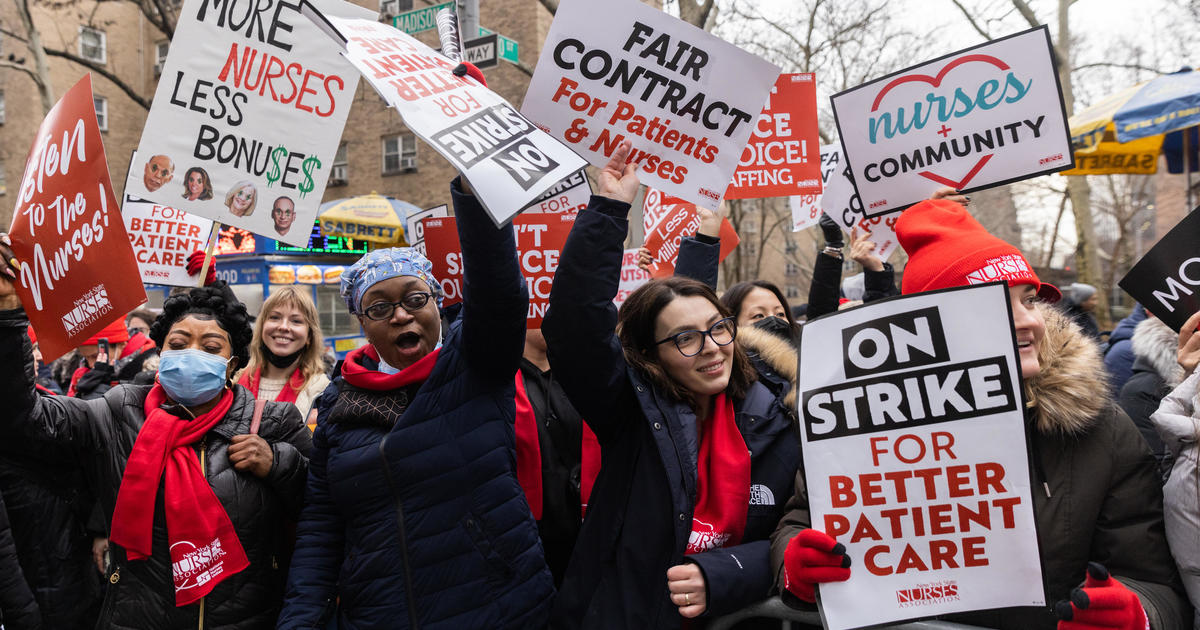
749, 484, 775, 506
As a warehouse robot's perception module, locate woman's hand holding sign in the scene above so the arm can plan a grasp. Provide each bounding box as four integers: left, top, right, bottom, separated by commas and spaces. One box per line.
783, 528, 852, 603
0, 233, 21, 310
1176, 310, 1200, 374
598, 139, 641, 205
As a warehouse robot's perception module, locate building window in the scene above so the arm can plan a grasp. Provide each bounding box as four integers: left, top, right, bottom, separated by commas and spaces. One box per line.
330, 143, 348, 185
154, 41, 169, 76
94, 96, 108, 131
316, 285, 362, 336
382, 134, 417, 174
380, 0, 413, 19
0, 90, 5, 124
784, 240, 797, 254
785, 262, 799, 276
744, 242, 758, 257
786, 286, 799, 299
79, 26, 106, 64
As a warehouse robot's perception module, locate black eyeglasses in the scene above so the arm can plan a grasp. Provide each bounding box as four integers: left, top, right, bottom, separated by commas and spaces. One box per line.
361, 292, 436, 321
655, 317, 737, 357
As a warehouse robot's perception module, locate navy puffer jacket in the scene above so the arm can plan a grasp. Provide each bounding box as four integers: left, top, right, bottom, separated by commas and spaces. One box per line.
278, 179, 553, 630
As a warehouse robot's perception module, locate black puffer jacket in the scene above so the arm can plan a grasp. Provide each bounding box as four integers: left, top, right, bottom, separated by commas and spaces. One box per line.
0, 308, 312, 630
0, 484, 41, 630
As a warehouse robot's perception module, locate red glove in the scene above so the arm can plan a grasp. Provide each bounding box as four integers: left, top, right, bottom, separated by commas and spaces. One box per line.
453, 61, 487, 87
1056, 563, 1148, 630
782, 529, 851, 603
186, 250, 217, 286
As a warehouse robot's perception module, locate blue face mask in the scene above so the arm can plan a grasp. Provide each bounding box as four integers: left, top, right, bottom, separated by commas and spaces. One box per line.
157, 349, 230, 407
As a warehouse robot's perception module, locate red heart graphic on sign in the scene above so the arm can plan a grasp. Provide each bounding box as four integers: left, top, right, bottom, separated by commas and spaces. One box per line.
870, 54, 1010, 111
918, 154, 993, 189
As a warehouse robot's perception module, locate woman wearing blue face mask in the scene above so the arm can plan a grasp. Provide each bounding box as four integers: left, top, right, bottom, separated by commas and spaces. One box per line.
0, 263, 312, 630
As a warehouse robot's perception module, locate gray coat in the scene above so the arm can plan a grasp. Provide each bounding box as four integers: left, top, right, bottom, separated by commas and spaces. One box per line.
1152, 369, 1200, 628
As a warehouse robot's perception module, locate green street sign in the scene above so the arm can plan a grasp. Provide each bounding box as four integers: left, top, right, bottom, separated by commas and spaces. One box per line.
478, 26, 519, 64
393, 1, 454, 35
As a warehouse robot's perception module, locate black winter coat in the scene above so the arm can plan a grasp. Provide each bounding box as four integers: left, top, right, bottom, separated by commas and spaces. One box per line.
0, 310, 312, 630
0, 485, 41, 630
278, 180, 553, 630
544, 196, 800, 629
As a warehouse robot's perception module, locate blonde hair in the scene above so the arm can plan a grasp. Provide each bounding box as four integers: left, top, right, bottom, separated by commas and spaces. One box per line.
225, 181, 257, 217
239, 286, 326, 387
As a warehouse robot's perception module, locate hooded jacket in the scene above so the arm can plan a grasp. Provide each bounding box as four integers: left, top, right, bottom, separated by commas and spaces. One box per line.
1105, 306, 1148, 396
771, 304, 1188, 630
1121, 317, 1184, 476
1151, 365, 1200, 625
544, 196, 800, 629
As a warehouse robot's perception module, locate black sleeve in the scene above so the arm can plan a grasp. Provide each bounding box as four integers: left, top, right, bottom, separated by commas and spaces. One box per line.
0, 488, 42, 630
673, 234, 720, 289
806, 253, 843, 320
863, 262, 899, 304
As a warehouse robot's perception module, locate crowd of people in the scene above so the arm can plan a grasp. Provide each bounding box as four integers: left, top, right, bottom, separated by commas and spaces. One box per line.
0, 140, 1194, 630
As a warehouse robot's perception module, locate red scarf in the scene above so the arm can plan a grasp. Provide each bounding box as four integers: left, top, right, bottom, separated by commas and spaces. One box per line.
685, 392, 750, 555
238, 367, 305, 404
110, 385, 250, 606
66, 365, 88, 398
513, 371, 601, 521
341, 344, 440, 391
120, 332, 156, 359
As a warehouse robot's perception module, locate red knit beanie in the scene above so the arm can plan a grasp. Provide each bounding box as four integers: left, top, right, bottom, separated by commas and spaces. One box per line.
81, 317, 131, 346
895, 199, 1060, 302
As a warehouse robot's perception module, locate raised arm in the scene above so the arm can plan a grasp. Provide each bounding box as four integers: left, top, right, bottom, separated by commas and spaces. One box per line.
672, 203, 726, 289
544, 141, 641, 439
451, 177, 529, 380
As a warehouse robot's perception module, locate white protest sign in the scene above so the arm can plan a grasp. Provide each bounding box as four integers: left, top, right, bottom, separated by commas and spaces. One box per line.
798, 283, 1042, 629
832, 25, 1072, 217
614, 248, 652, 308
789, 145, 842, 232
520, 0, 780, 211
306, 12, 588, 226
122, 197, 215, 286
405, 204, 449, 255
127, 0, 371, 246
815, 145, 901, 261
522, 170, 591, 214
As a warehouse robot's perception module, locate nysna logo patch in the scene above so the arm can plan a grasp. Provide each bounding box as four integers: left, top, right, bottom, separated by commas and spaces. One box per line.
687, 518, 731, 554
965, 254, 1031, 286
896, 580, 961, 608
749, 484, 775, 506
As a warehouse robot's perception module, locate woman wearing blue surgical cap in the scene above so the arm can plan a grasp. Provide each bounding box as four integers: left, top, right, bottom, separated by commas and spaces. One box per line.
278, 177, 552, 630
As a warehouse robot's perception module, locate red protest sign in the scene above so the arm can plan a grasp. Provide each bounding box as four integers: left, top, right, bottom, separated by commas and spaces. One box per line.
726, 73, 822, 200
9, 76, 146, 361
642, 188, 738, 278
423, 214, 576, 327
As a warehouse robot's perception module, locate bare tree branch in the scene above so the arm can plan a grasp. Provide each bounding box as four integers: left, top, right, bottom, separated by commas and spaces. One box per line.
0, 58, 43, 86
42, 48, 151, 109
1010, 0, 1041, 29
948, 0, 991, 40
1073, 61, 1164, 74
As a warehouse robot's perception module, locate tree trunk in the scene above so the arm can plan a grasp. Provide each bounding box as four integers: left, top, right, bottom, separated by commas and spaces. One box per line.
15, 0, 55, 113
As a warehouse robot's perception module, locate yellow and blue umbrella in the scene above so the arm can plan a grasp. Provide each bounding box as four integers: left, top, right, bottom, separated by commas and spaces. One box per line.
1065, 67, 1199, 178
317, 193, 422, 245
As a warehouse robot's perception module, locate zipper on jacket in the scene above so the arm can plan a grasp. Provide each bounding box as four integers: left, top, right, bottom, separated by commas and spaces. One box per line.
378, 434, 421, 630
199, 438, 207, 630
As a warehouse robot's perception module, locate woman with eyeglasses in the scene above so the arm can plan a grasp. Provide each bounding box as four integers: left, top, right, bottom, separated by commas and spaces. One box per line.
278, 176, 553, 630
543, 141, 799, 628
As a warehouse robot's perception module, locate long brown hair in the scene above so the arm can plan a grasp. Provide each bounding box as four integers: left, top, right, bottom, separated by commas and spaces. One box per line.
617, 276, 756, 411
239, 286, 326, 386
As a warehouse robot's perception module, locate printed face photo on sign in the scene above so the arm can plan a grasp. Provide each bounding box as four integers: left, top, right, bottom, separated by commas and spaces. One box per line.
272, 196, 296, 236
226, 181, 258, 217
144, 155, 176, 192
182, 166, 214, 201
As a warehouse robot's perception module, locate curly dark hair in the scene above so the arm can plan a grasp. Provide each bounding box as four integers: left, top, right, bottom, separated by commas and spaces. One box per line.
148, 281, 253, 369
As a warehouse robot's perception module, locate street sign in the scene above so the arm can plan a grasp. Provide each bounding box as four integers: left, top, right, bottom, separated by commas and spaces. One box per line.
463, 33, 498, 69
394, 1, 454, 35
478, 26, 518, 64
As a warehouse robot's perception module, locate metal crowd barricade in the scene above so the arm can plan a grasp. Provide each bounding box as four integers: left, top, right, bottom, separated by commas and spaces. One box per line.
709, 596, 989, 630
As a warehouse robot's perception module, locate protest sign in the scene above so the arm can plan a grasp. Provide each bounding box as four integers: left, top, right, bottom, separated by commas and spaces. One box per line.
305, 10, 587, 226
422, 213, 575, 326
818, 146, 902, 261
798, 283, 1042, 629
122, 196, 215, 286
405, 204, 449, 256
522, 170, 591, 214
788, 145, 843, 232
832, 25, 1073, 217
127, 0, 371, 247
641, 188, 738, 278
520, 0, 780, 211
1119, 207, 1200, 331
615, 249, 652, 308
726, 73, 821, 199
9, 76, 146, 360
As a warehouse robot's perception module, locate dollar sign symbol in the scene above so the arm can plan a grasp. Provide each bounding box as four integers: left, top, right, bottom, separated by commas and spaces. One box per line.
298, 156, 322, 198
266, 146, 287, 187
